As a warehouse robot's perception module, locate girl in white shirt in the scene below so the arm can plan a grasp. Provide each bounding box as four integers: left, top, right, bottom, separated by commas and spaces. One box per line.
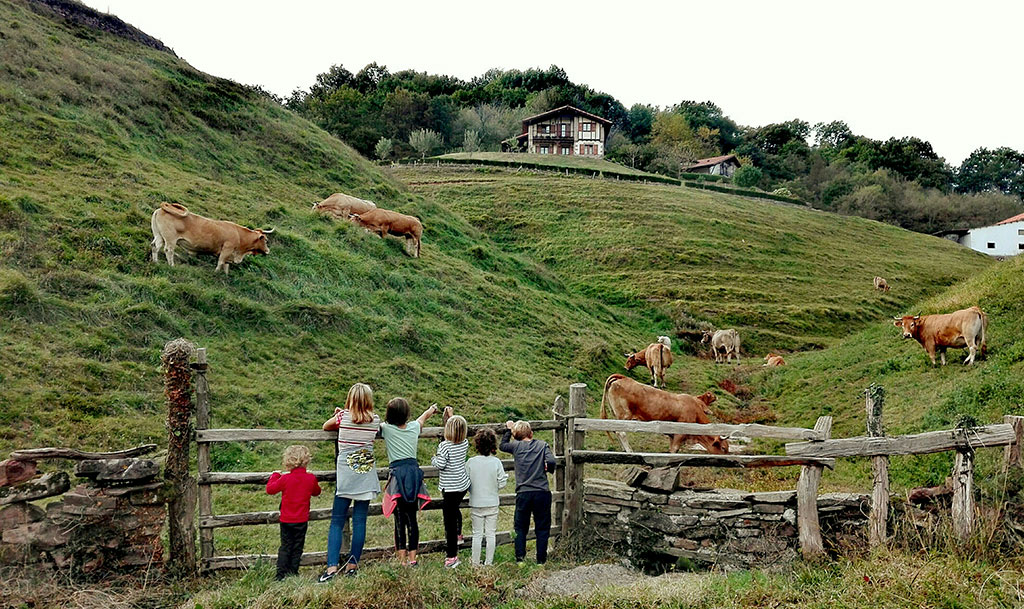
465, 428, 508, 566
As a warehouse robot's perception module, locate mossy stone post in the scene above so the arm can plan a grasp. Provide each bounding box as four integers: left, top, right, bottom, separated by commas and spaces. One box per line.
865, 384, 888, 547
163, 338, 197, 576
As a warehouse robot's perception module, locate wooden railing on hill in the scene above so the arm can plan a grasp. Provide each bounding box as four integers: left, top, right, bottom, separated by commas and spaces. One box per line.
163, 347, 1024, 572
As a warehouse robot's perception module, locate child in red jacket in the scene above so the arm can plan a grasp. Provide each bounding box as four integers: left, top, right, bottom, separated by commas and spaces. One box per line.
267, 445, 322, 580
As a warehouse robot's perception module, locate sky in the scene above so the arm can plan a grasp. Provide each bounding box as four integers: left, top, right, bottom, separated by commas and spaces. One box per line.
81, 0, 1024, 166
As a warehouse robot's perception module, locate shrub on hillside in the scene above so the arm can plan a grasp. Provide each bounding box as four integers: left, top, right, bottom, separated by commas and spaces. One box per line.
733, 165, 763, 188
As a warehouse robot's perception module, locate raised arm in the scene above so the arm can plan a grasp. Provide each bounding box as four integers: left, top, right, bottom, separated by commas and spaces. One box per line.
322, 407, 343, 431
499, 421, 517, 454
415, 403, 439, 429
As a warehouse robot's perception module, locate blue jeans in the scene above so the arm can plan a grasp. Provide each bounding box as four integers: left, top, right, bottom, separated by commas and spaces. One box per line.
327, 495, 369, 567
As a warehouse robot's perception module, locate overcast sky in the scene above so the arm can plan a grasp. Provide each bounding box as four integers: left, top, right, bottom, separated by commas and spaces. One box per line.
82, 0, 1022, 165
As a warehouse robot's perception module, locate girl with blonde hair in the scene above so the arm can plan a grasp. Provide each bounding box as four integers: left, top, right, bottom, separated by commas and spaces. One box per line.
431, 408, 471, 568
318, 383, 380, 581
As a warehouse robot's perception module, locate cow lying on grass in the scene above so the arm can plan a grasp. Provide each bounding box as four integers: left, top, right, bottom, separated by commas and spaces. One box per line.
600, 374, 729, 454
763, 353, 786, 367
349, 208, 423, 258
893, 306, 988, 366
624, 337, 673, 388
150, 203, 273, 274
312, 192, 377, 219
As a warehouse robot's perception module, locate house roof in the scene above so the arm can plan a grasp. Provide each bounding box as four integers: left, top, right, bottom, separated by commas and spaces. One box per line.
684, 154, 740, 170
521, 105, 612, 126
996, 212, 1024, 225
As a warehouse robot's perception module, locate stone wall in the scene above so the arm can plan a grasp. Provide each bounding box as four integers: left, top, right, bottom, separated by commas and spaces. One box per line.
583, 469, 869, 570
0, 457, 166, 574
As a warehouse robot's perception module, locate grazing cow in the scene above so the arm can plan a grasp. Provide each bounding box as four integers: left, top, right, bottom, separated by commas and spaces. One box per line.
150, 203, 273, 274
701, 329, 741, 363
874, 276, 891, 292
763, 353, 786, 367
312, 193, 377, 219
349, 208, 423, 258
893, 306, 988, 366
624, 341, 674, 388
600, 374, 730, 454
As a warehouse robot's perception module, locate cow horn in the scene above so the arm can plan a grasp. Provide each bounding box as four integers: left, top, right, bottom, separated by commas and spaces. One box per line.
892, 316, 902, 320
261, 228, 275, 234
913, 314, 920, 320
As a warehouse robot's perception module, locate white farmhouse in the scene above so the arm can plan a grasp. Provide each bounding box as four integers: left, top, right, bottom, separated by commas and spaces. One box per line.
936, 212, 1024, 256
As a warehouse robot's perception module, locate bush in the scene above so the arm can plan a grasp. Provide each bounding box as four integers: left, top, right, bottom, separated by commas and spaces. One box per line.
733, 165, 763, 188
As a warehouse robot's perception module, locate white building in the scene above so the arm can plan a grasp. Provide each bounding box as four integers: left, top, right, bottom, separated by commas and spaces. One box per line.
936, 212, 1024, 256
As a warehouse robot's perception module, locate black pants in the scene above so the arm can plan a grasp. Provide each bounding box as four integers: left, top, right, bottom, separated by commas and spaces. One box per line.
276, 521, 308, 580
513, 490, 551, 564
442, 490, 466, 558
393, 497, 419, 552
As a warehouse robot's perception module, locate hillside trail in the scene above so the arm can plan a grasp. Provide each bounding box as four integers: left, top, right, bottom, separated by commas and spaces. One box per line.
518, 563, 708, 602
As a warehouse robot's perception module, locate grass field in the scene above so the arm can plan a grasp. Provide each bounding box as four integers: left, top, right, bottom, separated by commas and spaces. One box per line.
431, 151, 660, 178
3, 1, 1024, 605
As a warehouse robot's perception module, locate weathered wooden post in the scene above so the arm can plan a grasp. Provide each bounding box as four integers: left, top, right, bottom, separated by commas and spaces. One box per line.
162, 338, 197, 576
562, 383, 587, 541
552, 395, 567, 531
866, 384, 888, 548
192, 347, 214, 570
797, 415, 832, 560
951, 422, 976, 540
1004, 415, 1024, 472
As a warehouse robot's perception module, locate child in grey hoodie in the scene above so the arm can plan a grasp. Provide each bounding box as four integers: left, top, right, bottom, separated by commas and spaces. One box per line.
500, 420, 556, 564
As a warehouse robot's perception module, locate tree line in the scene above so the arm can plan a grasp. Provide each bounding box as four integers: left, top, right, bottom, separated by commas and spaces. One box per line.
283, 63, 1024, 235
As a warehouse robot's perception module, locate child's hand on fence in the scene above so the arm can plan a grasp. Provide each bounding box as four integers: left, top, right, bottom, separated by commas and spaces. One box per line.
505, 420, 514, 430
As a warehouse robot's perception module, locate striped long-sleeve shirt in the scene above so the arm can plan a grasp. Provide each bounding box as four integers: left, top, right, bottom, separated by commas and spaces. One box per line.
431, 440, 470, 492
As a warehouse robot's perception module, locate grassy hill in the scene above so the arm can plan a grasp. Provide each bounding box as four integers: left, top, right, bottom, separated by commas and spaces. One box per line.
395, 164, 992, 353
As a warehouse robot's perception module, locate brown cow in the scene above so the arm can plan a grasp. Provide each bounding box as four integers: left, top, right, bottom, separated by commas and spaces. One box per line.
312, 193, 377, 219
349, 208, 423, 258
624, 341, 674, 388
150, 203, 273, 274
893, 306, 988, 366
763, 353, 786, 367
600, 374, 730, 454
874, 276, 891, 292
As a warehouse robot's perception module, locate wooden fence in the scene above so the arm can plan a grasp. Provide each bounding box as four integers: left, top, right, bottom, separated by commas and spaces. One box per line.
165, 349, 1024, 571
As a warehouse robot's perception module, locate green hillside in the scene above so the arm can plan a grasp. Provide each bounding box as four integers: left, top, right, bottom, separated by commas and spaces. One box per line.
432, 151, 663, 178
396, 164, 992, 353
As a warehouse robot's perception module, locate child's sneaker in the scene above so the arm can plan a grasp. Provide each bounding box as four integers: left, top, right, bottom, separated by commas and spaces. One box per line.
316, 569, 337, 584
444, 557, 460, 569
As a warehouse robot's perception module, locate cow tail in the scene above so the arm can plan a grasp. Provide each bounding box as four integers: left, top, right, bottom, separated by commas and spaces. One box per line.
601, 374, 616, 446
659, 343, 665, 384
978, 309, 987, 357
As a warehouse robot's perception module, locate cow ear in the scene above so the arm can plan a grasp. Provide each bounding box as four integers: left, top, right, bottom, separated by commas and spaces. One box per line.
892, 319, 901, 327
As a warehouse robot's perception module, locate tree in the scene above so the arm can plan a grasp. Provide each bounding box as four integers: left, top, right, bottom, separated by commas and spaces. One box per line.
374, 137, 393, 161
956, 147, 1024, 199
813, 120, 853, 150
409, 129, 443, 159
463, 129, 481, 154
733, 165, 763, 188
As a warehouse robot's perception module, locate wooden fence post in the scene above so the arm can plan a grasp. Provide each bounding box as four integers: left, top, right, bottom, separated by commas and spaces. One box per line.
562, 383, 587, 541
866, 384, 889, 548
193, 347, 214, 570
162, 338, 197, 576
1004, 415, 1023, 472
552, 395, 567, 531
951, 445, 975, 540
797, 415, 832, 560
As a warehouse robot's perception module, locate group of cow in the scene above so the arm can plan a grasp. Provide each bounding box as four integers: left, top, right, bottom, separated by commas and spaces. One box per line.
603, 279, 990, 456
149, 192, 424, 274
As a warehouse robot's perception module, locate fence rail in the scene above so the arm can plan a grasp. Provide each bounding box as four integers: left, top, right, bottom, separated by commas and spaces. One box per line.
571, 450, 834, 469
785, 423, 1016, 458
576, 418, 824, 441
196, 420, 565, 444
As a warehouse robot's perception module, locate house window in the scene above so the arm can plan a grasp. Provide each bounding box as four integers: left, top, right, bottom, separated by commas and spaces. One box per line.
543, 125, 550, 134
561, 147, 570, 155
987, 242, 996, 249
1019, 244, 1024, 250
560, 124, 567, 137
582, 122, 592, 132
1018, 229, 1024, 236
540, 146, 549, 154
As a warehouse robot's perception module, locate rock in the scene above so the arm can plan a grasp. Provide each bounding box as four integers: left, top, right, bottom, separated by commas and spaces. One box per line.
734, 528, 762, 537
62, 487, 117, 516
584, 495, 639, 509
640, 467, 678, 492
744, 490, 796, 504
620, 466, 648, 487
0, 460, 38, 487
0, 472, 71, 506
585, 502, 621, 515
74, 459, 159, 484
705, 507, 753, 520
752, 504, 786, 514
908, 479, 953, 506
584, 479, 636, 501
782, 508, 797, 525
0, 503, 45, 531
2, 520, 69, 549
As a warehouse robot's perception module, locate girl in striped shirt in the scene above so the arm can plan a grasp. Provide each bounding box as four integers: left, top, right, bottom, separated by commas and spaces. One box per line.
318, 383, 380, 582
431, 409, 470, 568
